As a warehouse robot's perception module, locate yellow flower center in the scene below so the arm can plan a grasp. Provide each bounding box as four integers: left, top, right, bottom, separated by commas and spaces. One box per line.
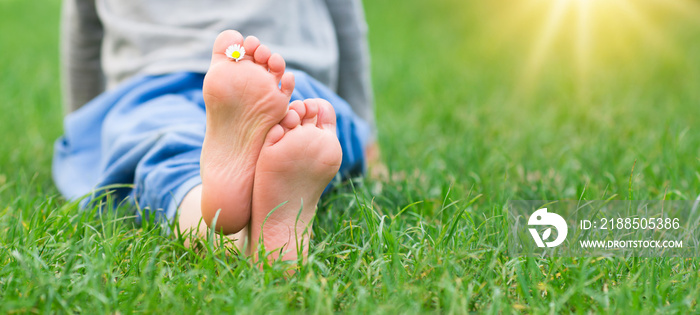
231, 51, 241, 59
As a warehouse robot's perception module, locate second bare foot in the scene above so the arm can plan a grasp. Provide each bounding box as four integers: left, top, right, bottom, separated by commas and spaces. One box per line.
250, 99, 342, 262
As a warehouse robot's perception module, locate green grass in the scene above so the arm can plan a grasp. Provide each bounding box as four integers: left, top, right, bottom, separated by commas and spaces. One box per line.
2, 0, 700, 313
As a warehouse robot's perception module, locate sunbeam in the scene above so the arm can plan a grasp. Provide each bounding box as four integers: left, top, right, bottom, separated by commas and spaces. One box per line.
486, 0, 700, 99
574, 0, 591, 88
519, 0, 570, 95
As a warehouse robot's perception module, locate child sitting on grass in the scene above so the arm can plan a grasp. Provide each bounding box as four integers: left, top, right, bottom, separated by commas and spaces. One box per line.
53, 0, 377, 262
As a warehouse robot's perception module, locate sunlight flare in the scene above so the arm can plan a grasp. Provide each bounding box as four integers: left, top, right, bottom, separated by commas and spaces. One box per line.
487, 0, 700, 98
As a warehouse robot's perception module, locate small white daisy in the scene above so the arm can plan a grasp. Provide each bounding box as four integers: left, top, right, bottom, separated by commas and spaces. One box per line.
225, 44, 245, 62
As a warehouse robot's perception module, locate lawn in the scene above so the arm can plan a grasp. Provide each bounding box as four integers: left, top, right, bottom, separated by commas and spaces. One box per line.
2, 0, 700, 313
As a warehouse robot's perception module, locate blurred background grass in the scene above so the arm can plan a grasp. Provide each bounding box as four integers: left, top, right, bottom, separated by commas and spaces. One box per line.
0, 0, 62, 202
368, 0, 700, 204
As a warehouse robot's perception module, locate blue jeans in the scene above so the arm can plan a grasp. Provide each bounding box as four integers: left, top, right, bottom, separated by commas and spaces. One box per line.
53, 71, 369, 222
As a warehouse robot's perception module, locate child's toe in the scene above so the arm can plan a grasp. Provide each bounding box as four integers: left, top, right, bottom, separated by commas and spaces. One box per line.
254, 44, 272, 65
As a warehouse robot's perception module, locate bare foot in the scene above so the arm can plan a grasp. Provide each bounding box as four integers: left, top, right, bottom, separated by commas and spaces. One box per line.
250, 99, 342, 262
200, 30, 295, 234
